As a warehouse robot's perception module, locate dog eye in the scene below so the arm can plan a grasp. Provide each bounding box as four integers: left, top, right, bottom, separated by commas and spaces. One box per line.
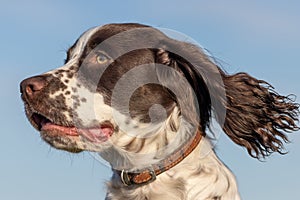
96, 53, 109, 64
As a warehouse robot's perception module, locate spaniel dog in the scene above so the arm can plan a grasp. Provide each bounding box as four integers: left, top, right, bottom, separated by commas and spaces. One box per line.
20, 23, 299, 200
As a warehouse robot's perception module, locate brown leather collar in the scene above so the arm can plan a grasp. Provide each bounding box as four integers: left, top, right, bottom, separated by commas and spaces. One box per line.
116, 129, 202, 186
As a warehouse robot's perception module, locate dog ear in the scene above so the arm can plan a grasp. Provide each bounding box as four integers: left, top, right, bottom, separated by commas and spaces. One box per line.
222, 72, 299, 158
155, 42, 216, 132
156, 39, 299, 159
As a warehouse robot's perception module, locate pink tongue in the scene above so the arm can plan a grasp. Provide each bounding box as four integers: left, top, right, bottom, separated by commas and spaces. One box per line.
79, 127, 113, 142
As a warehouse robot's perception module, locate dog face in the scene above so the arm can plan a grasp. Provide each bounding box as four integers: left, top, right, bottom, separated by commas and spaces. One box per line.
21, 23, 299, 164
20, 23, 204, 157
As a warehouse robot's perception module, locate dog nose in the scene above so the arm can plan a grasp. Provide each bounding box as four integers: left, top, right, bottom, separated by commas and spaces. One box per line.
20, 76, 48, 97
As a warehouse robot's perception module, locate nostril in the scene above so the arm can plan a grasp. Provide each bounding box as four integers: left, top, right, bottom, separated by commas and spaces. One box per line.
25, 84, 35, 96
20, 76, 48, 97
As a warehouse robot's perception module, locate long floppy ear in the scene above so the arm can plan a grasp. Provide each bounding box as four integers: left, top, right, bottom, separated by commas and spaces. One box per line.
156, 39, 299, 159
222, 72, 299, 158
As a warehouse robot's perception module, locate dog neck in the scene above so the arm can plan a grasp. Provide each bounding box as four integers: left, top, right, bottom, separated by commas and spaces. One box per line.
115, 129, 202, 186
102, 108, 240, 199
100, 107, 198, 170
106, 137, 240, 200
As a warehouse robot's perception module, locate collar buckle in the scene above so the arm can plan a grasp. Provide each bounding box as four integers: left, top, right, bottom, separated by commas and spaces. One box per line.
121, 168, 157, 186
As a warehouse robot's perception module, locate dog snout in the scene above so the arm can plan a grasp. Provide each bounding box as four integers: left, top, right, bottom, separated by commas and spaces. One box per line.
20, 75, 48, 99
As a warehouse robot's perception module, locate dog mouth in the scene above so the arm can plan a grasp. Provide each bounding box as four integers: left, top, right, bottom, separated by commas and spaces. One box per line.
30, 113, 114, 143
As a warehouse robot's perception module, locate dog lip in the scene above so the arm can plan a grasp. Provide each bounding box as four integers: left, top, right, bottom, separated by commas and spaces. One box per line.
41, 120, 114, 143
30, 112, 114, 142
41, 122, 79, 136
29, 112, 78, 136
31, 113, 52, 131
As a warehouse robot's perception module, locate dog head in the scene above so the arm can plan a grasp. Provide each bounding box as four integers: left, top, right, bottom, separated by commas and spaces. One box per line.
20, 23, 299, 166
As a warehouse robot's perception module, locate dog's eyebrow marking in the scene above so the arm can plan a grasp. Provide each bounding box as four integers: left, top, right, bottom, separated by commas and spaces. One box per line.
66, 26, 102, 63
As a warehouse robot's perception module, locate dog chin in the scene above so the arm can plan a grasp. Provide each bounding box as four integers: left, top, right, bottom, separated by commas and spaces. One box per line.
40, 129, 83, 153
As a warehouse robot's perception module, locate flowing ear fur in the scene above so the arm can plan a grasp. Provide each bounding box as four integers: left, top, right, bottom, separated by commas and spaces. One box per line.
156, 38, 299, 159
222, 72, 299, 158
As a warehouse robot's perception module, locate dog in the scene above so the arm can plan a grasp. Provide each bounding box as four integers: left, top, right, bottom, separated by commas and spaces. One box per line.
20, 23, 299, 200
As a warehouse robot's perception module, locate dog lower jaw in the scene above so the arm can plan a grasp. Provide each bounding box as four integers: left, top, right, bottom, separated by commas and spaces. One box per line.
40, 130, 83, 153
39, 121, 114, 153
27, 109, 114, 145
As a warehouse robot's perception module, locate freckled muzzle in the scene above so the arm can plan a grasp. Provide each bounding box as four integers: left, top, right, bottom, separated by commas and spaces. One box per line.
20, 71, 115, 153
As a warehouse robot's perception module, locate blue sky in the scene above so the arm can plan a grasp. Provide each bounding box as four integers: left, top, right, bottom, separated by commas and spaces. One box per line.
1, 1, 300, 199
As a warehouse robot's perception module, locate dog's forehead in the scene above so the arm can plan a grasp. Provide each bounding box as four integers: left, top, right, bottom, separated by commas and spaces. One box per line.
67, 23, 151, 62
67, 26, 102, 61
